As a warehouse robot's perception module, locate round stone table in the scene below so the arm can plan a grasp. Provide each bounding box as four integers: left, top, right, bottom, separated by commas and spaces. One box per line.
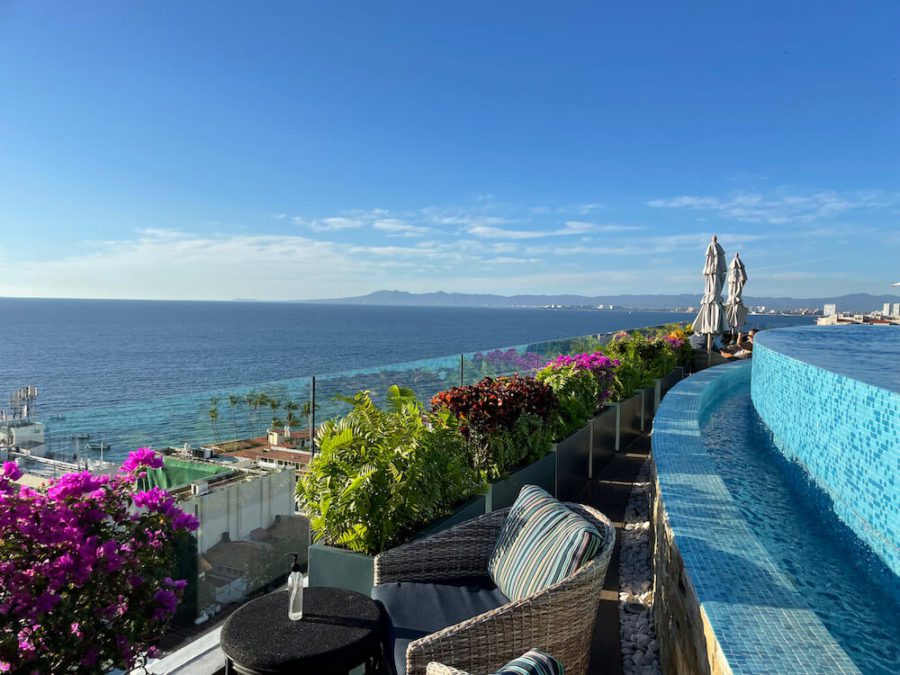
220, 587, 385, 674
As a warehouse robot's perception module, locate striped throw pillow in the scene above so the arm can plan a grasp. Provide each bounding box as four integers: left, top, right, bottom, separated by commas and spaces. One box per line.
494, 648, 564, 675
488, 485, 602, 601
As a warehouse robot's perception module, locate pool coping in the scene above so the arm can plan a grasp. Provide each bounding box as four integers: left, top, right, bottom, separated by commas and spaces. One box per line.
653, 361, 861, 674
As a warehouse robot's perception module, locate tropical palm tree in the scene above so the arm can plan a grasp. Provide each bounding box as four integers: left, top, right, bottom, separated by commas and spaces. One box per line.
248, 393, 272, 437
254, 393, 273, 435
227, 394, 240, 440
301, 400, 319, 426
267, 398, 281, 432
284, 411, 300, 439
244, 392, 258, 438
283, 400, 299, 438
208, 397, 221, 443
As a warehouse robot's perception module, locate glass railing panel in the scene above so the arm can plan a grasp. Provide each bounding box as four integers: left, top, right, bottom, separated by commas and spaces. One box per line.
26, 377, 312, 466
2, 321, 692, 639
312, 352, 464, 423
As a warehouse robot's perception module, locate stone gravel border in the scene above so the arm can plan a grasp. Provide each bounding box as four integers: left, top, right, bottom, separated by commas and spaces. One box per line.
618, 458, 660, 675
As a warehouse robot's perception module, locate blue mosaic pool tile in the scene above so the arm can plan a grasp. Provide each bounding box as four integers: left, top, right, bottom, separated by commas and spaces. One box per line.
752, 331, 900, 578
654, 362, 861, 674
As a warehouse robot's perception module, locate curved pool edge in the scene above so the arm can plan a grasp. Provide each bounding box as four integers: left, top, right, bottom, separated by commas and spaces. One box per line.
651, 361, 860, 675
752, 336, 899, 579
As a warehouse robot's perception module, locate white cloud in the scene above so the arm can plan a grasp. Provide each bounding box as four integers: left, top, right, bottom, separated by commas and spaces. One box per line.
299, 216, 366, 231
648, 189, 898, 224
565, 202, 605, 215
465, 220, 637, 240
292, 214, 374, 231
372, 219, 429, 237
563, 221, 644, 233
467, 225, 549, 239
483, 257, 543, 265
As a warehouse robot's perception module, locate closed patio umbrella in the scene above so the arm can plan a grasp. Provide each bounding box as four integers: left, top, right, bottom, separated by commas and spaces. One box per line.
724, 252, 748, 335
693, 235, 728, 353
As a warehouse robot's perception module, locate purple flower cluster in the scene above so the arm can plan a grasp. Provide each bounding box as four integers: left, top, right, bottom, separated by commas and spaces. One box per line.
0, 448, 197, 673
663, 335, 685, 349
472, 349, 544, 374
547, 351, 620, 373
544, 351, 620, 405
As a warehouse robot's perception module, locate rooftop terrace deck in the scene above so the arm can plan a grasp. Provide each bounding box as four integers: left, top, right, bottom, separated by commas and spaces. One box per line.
145, 427, 654, 675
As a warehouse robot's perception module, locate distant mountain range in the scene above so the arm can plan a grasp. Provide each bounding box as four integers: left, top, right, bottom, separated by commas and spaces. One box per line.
307, 290, 900, 313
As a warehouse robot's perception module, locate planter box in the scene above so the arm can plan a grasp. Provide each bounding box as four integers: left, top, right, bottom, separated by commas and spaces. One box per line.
638, 387, 655, 431
486, 449, 557, 512
556, 423, 591, 501
309, 495, 488, 596
416, 494, 487, 538
591, 405, 618, 474
654, 367, 684, 411
307, 543, 375, 597
617, 392, 643, 451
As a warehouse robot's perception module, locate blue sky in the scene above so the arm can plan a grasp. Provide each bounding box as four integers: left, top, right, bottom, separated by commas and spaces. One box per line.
0, 1, 897, 301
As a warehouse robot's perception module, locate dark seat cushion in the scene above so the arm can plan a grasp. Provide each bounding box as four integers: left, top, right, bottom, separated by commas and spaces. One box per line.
372, 578, 509, 675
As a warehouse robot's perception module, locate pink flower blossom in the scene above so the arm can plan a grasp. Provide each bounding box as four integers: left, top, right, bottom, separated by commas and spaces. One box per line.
120, 447, 164, 474
1, 461, 22, 481
0, 446, 191, 671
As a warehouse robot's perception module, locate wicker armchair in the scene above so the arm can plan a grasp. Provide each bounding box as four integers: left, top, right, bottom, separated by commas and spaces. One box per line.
374, 503, 615, 675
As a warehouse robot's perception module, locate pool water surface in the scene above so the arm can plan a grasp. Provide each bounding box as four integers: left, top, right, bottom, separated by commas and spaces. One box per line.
701, 382, 899, 674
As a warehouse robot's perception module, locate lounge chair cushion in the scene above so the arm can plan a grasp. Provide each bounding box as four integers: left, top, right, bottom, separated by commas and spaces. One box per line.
488, 485, 602, 601
495, 648, 564, 674
372, 578, 510, 675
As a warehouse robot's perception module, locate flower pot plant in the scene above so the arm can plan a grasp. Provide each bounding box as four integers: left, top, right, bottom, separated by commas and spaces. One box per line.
536, 351, 619, 442
431, 375, 558, 510
430, 375, 557, 481
298, 385, 485, 557
0, 449, 199, 674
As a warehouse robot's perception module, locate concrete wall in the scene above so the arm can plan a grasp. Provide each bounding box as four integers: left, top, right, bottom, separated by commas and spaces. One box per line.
182, 469, 296, 553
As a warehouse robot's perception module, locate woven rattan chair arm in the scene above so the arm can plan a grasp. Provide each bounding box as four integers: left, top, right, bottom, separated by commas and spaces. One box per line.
425, 664, 469, 675
374, 509, 508, 584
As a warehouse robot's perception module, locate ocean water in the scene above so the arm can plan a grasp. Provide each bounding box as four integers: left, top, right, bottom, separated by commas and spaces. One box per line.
0, 298, 811, 460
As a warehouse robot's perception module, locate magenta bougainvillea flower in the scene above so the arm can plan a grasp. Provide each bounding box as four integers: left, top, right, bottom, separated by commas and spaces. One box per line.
543, 351, 620, 406
0, 448, 197, 673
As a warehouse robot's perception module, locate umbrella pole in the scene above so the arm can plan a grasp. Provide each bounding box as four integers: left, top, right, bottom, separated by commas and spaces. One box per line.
707, 334, 712, 368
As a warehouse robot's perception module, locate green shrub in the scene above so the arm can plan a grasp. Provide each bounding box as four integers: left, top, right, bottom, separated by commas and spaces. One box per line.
536, 364, 596, 440
604, 331, 678, 398
297, 385, 484, 556
535, 351, 618, 440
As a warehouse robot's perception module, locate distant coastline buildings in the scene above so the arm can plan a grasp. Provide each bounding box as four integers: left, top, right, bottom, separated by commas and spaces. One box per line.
817, 302, 900, 326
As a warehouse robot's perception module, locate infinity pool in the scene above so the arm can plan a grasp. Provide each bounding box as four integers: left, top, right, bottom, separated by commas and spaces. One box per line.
752, 324, 900, 393
702, 381, 899, 674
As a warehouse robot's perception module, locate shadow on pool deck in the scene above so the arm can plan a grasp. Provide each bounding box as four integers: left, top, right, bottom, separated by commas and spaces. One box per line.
570, 431, 652, 675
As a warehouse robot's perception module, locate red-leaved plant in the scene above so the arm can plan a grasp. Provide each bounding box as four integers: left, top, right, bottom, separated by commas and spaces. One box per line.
431, 375, 557, 480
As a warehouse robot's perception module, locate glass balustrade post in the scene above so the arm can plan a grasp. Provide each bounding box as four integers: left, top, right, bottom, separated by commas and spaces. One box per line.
309, 375, 316, 457
459, 354, 464, 387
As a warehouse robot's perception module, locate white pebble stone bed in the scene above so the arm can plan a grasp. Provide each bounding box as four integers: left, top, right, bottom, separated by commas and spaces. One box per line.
618, 459, 661, 675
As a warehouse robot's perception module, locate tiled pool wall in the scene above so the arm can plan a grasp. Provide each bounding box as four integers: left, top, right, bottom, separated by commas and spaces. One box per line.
751, 341, 900, 579
652, 362, 860, 675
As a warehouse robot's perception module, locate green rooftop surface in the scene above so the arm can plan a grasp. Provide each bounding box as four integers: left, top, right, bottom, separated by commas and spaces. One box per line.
140, 457, 231, 491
